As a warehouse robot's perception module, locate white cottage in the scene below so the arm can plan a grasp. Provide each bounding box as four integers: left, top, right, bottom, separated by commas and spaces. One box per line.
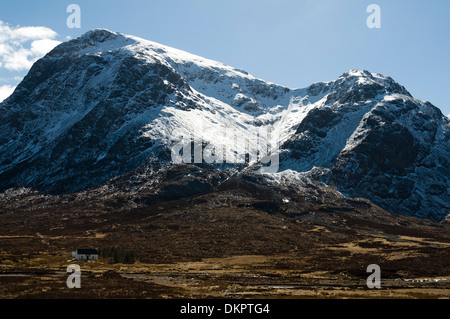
71, 248, 98, 261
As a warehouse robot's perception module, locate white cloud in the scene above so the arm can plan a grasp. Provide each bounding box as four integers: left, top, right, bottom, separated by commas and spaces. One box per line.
0, 21, 61, 72
0, 85, 16, 103
31, 38, 62, 56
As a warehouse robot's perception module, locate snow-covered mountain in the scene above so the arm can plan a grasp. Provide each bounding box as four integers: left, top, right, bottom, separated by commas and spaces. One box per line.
0, 29, 448, 220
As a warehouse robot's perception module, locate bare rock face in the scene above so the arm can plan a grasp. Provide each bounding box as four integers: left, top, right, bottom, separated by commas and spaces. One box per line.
330, 97, 449, 220
0, 29, 448, 220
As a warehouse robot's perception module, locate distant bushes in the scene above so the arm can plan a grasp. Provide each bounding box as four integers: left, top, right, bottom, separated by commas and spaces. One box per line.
99, 246, 136, 264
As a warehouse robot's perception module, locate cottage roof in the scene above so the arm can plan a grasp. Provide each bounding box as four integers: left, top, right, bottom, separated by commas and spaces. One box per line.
77, 248, 98, 255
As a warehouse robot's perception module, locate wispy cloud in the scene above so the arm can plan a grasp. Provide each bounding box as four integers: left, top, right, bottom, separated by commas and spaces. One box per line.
0, 21, 61, 71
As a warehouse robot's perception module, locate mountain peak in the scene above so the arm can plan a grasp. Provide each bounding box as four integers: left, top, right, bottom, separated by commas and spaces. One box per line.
47, 28, 135, 58
340, 69, 397, 84
341, 69, 374, 78
78, 28, 119, 42
333, 69, 412, 99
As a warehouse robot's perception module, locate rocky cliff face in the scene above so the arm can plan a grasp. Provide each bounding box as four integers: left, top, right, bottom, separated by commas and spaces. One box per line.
0, 29, 448, 220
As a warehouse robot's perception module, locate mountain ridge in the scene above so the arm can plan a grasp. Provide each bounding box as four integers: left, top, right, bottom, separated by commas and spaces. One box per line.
0, 29, 448, 220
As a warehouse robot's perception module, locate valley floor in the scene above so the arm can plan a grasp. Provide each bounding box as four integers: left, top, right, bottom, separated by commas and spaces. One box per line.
1, 228, 449, 298
1, 253, 449, 299
0, 181, 449, 299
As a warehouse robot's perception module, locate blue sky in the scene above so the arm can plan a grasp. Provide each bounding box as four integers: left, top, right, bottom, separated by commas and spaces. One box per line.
0, 0, 449, 116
